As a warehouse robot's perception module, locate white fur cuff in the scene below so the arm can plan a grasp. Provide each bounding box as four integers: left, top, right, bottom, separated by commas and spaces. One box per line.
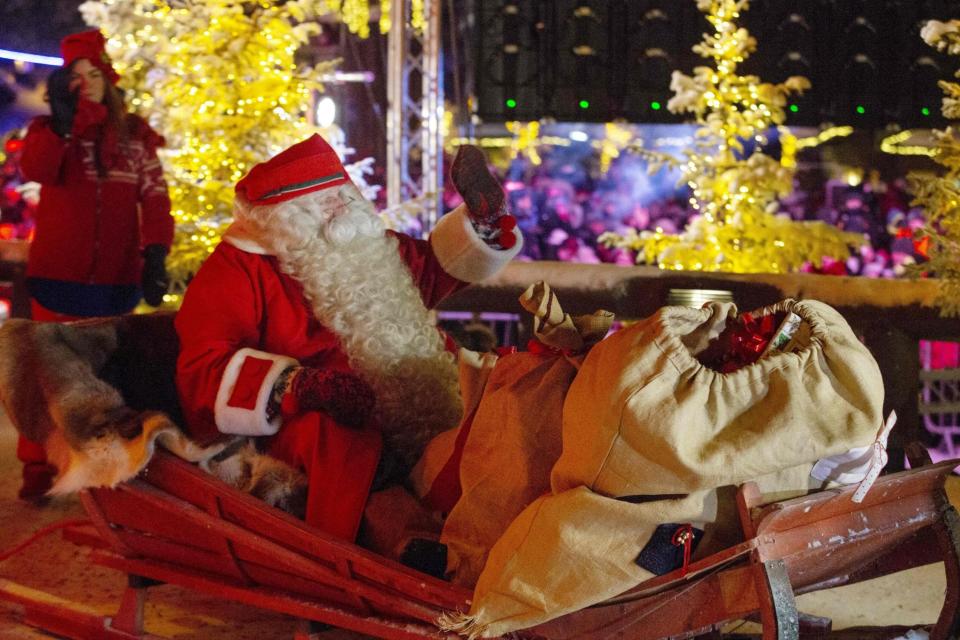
430, 205, 523, 283
214, 348, 299, 437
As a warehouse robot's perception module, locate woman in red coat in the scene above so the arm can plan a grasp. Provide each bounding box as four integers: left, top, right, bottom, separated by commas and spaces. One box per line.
16, 30, 174, 500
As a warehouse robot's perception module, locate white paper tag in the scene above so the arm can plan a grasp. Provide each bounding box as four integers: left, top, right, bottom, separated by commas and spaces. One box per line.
810, 444, 874, 485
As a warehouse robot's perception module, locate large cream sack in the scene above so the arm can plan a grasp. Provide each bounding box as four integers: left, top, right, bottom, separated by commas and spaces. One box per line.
552, 299, 885, 496
444, 299, 886, 637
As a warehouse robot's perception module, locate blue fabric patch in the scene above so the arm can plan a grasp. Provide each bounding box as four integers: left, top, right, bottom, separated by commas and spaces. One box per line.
635, 523, 704, 576
27, 278, 141, 317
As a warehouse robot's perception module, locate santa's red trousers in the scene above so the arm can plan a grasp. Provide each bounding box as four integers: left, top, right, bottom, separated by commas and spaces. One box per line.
265, 411, 382, 541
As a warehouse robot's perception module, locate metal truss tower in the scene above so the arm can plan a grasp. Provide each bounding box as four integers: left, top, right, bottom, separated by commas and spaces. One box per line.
386, 0, 443, 234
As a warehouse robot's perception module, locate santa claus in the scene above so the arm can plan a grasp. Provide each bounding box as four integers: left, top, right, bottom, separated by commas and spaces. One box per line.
175, 134, 521, 542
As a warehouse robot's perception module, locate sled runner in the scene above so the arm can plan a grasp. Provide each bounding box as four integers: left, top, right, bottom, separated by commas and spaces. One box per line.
0, 446, 952, 640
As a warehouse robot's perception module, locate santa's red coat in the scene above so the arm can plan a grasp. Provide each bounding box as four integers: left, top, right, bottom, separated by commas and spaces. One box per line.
175, 208, 519, 541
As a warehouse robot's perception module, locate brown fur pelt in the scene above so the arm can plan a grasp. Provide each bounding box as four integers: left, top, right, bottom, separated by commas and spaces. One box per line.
0, 316, 225, 494
0, 315, 310, 518
203, 439, 308, 519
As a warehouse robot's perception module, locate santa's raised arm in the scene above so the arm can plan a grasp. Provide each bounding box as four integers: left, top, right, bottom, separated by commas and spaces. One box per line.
174, 134, 521, 541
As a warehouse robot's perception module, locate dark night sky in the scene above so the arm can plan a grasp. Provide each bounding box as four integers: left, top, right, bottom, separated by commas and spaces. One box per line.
0, 0, 88, 56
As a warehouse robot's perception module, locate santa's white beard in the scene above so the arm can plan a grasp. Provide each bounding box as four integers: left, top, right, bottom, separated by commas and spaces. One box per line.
234, 186, 463, 468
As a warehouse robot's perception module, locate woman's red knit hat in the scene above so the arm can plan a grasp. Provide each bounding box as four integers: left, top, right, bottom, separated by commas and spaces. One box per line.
60, 30, 120, 85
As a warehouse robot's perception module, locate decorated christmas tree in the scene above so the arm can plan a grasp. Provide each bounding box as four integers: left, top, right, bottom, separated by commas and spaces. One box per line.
910, 20, 960, 315
601, 0, 860, 273
78, 0, 385, 294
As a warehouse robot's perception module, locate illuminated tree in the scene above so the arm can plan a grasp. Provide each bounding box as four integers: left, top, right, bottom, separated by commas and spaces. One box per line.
79, 0, 385, 294
905, 20, 960, 315
309, 0, 425, 39
602, 0, 860, 273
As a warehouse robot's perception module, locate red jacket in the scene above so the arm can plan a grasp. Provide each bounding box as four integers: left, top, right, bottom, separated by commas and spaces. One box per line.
20, 114, 173, 286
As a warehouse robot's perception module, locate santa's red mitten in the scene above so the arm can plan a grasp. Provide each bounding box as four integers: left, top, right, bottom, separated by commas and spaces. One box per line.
451, 144, 517, 250
278, 366, 376, 428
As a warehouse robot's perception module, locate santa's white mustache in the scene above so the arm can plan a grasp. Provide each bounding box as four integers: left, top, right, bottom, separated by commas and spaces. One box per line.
322, 203, 384, 246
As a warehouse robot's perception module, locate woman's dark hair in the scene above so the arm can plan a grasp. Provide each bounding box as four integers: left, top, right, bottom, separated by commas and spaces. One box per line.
102, 82, 129, 143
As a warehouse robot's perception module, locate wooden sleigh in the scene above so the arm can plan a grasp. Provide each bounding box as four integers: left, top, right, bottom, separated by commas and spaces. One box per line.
1, 313, 959, 639
0, 444, 956, 640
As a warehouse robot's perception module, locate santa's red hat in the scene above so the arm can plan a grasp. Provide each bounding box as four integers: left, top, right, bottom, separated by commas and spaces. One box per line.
236, 134, 351, 206
60, 30, 120, 85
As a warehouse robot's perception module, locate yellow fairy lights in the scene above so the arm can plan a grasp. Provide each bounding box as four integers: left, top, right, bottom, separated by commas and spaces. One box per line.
81, 0, 345, 292
600, 0, 860, 274
505, 121, 543, 165
596, 122, 634, 173
795, 125, 854, 150
880, 129, 938, 157
78, 0, 426, 294
316, 0, 424, 37
909, 20, 960, 315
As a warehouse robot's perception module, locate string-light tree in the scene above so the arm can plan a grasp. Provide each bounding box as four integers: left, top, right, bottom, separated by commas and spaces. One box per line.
601, 0, 860, 273
78, 0, 385, 294
316, 0, 425, 39
909, 20, 960, 315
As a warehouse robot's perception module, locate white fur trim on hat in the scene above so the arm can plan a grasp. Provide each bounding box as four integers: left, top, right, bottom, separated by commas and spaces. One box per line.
429, 205, 523, 283
214, 348, 298, 437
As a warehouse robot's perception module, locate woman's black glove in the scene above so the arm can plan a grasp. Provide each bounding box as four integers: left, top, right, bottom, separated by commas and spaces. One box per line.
47, 67, 78, 137
141, 244, 169, 306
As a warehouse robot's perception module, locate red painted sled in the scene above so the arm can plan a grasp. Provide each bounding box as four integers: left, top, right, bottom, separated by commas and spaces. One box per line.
0, 444, 956, 639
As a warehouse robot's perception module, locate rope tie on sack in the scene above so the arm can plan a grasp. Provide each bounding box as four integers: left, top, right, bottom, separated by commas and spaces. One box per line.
519, 281, 613, 356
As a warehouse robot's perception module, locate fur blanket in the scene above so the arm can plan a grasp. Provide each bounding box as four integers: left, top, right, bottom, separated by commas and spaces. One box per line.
0, 315, 305, 512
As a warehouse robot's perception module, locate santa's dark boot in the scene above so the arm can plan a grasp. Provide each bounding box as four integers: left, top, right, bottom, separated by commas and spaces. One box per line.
18, 463, 56, 504
399, 537, 448, 580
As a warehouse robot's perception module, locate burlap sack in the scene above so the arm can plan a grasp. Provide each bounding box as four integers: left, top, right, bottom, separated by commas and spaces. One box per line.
553, 299, 884, 496
409, 347, 500, 511
436, 282, 613, 586
442, 299, 884, 637
440, 348, 578, 586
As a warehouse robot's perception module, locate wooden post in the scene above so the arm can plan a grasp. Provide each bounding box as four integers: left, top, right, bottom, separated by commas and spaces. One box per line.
736, 481, 763, 540
933, 508, 960, 639
107, 574, 161, 637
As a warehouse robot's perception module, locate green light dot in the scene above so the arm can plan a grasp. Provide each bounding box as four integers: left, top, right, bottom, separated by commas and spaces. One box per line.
856, 105, 866, 115
579, 99, 590, 109
505, 98, 517, 108
922, 107, 931, 116
789, 104, 799, 113
651, 101, 662, 111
